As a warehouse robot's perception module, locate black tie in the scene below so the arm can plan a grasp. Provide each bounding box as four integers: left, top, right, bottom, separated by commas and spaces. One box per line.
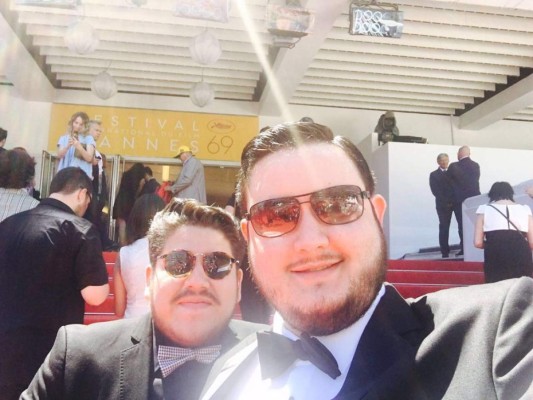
256, 331, 341, 380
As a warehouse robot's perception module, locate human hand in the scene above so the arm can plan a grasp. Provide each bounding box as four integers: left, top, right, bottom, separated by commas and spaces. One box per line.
68, 135, 79, 147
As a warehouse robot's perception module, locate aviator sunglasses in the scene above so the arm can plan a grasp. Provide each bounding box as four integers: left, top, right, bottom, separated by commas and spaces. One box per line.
244, 185, 370, 238
157, 250, 238, 280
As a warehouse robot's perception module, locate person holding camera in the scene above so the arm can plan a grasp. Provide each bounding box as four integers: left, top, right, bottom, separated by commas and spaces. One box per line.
56, 111, 95, 179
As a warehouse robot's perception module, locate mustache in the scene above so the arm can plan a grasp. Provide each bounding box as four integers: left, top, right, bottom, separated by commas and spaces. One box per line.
173, 288, 220, 305
286, 253, 343, 270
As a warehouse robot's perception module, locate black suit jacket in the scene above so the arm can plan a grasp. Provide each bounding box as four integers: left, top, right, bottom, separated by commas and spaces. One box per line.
429, 168, 453, 208
448, 157, 481, 204
201, 278, 533, 400
140, 178, 161, 197
21, 315, 266, 400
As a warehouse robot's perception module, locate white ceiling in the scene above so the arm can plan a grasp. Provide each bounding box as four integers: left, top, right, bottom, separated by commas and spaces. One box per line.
1, 0, 533, 129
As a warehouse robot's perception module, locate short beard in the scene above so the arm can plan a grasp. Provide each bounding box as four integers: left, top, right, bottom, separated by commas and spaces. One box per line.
251, 228, 387, 336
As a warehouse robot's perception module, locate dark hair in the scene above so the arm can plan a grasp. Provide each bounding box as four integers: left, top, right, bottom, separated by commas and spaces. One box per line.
144, 166, 153, 176
112, 163, 146, 220
0, 128, 7, 142
488, 181, 514, 202
147, 198, 245, 267
0, 148, 36, 189
50, 167, 92, 195
236, 122, 375, 212
126, 194, 165, 245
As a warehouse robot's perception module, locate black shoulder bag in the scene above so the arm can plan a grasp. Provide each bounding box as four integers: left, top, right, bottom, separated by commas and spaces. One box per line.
487, 204, 528, 242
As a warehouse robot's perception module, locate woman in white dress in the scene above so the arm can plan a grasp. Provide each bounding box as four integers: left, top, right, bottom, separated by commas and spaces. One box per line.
114, 193, 165, 318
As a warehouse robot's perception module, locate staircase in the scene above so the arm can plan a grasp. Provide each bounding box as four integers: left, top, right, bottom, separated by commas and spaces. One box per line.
386, 259, 484, 298
84, 252, 120, 325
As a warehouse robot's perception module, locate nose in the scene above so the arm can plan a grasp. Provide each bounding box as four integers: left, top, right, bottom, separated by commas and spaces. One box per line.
292, 203, 329, 251
184, 257, 210, 288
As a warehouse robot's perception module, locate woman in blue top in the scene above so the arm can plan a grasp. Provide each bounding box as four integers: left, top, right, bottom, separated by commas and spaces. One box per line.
56, 111, 95, 179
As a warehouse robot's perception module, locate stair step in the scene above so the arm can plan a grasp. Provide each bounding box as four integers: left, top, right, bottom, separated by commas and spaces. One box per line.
386, 270, 483, 285
388, 260, 483, 272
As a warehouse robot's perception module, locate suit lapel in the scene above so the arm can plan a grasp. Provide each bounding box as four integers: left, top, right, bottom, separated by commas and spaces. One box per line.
119, 314, 155, 400
200, 329, 261, 400
334, 285, 428, 400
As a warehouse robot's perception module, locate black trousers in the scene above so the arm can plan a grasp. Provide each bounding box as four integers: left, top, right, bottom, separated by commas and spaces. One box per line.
436, 202, 460, 256
452, 201, 464, 251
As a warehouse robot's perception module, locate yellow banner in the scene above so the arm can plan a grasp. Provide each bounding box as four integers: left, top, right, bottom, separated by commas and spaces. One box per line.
48, 104, 259, 162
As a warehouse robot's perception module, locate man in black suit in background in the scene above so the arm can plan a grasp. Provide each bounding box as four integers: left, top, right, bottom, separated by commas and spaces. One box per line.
200, 122, 531, 400
429, 153, 457, 258
22, 199, 265, 400
447, 145, 481, 255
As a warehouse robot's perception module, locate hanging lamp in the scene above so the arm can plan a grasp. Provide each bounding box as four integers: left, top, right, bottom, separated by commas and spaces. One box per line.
190, 81, 214, 107
64, 19, 99, 55
91, 70, 117, 100
189, 30, 222, 65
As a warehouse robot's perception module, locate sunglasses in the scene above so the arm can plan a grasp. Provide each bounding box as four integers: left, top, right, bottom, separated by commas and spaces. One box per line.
157, 250, 238, 280
244, 185, 370, 238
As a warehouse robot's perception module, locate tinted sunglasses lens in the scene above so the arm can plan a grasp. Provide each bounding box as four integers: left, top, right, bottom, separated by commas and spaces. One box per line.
250, 199, 300, 238
311, 186, 364, 224
203, 252, 234, 280
164, 250, 193, 277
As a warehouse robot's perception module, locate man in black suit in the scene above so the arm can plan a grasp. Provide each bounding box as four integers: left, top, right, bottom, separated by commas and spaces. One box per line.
447, 145, 481, 255
199, 123, 532, 400
429, 153, 457, 258
22, 199, 265, 400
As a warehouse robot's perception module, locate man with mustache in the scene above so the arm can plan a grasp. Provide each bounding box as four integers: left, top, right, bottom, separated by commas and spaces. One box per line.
201, 122, 532, 400
22, 199, 265, 400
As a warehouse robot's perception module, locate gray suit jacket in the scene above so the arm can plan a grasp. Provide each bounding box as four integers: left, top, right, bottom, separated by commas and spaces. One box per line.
21, 315, 265, 400
170, 156, 206, 203
201, 278, 533, 400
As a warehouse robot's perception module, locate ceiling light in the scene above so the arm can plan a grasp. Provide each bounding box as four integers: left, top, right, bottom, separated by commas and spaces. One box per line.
189, 30, 222, 65
190, 81, 214, 107
91, 71, 117, 100
64, 20, 99, 55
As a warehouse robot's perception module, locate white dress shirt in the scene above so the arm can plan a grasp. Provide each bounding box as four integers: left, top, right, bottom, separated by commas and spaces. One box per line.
228, 285, 386, 400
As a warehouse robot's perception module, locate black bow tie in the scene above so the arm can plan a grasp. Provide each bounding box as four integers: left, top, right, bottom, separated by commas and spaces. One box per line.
256, 331, 341, 380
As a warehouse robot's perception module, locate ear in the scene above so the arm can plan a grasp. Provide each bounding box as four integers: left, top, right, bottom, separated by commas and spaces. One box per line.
370, 194, 387, 225
240, 218, 249, 243
144, 265, 153, 301
77, 188, 86, 203
235, 267, 243, 303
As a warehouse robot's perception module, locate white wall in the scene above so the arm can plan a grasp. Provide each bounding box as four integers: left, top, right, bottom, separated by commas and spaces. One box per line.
0, 86, 52, 186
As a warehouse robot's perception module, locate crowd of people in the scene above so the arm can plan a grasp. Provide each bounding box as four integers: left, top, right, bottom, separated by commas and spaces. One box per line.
0, 120, 532, 399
